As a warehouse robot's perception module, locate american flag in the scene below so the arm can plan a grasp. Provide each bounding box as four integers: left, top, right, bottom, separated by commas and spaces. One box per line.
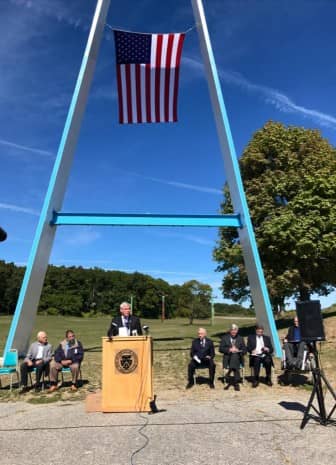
114, 30, 185, 124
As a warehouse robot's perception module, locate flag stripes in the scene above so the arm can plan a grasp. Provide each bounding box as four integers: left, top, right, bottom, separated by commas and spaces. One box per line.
115, 31, 185, 124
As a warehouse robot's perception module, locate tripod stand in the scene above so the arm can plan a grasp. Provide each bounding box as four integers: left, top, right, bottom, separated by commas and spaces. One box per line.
301, 342, 336, 429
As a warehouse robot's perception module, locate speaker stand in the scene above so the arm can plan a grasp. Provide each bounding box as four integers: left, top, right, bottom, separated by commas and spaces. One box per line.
301, 343, 336, 429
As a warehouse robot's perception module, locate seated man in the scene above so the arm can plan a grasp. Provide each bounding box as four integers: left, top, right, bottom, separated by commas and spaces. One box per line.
283, 316, 306, 370
48, 329, 84, 392
247, 324, 274, 387
107, 301, 142, 337
186, 327, 216, 389
20, 331, 52, 393
219, 323, 246, 391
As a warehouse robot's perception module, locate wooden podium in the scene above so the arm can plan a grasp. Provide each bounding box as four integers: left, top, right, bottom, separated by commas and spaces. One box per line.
102, 336, 153, 412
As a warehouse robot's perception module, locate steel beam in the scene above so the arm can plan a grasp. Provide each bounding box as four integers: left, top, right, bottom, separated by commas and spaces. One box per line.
52, 212, 242, 228
191, 0, 281, 356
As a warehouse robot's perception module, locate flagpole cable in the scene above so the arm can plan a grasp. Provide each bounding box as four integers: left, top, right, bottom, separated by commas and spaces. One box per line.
105, 23, 196, 34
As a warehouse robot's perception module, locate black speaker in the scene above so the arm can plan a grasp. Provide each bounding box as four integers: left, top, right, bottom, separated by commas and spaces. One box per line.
296, 300, 325, 341
0, 227, 7, 242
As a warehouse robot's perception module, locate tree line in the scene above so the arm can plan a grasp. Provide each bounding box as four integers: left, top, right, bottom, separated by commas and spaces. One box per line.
0, 261, 245, 319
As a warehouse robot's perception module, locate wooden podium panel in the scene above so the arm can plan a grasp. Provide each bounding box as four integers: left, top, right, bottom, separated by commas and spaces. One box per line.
102, 336, 153, 412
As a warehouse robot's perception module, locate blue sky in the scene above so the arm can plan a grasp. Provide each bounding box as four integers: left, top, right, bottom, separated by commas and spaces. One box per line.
1, 0, 336, 308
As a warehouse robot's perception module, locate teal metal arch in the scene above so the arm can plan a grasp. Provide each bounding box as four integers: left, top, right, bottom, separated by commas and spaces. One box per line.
3, 0, 281, 357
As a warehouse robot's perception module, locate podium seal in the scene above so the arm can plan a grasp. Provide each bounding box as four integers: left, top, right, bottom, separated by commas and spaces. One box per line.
115, 349, 138, 374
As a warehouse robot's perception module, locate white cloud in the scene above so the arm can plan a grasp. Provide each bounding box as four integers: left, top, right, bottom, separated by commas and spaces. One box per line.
124, 169, 222, 195
64, 228, 102, 246
0, 138, 53, 157
147, 230, 215, 246
9, 0, 90, 32
183, 56, 336, 129
0, 202, 40, 216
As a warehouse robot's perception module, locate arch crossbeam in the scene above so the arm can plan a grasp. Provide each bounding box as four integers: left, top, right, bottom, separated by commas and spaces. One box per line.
51, 212, 242, 228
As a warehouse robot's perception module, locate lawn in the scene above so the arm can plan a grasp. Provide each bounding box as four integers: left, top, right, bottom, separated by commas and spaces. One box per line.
1, 311, 335, 402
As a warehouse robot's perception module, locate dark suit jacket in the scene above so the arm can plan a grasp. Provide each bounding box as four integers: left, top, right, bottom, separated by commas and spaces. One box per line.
107, 315, 143, 337
247, 334, 274, 367
219, 333, 246, 367
190, 337, 215, 362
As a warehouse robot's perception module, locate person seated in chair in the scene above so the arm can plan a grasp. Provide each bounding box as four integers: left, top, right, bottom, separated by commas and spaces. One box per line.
247, 324, 274, 387
20, 331, 52, 393
283, 316, 306, 370
186, 328, 216, 390
48, 329, 84, 392
219, 323, 246, 391
107, 302, 142, 337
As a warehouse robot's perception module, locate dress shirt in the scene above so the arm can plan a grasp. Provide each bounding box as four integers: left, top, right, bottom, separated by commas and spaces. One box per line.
255, 335, 264, 355
122, 316, 130, 335
36, 343, 44, 360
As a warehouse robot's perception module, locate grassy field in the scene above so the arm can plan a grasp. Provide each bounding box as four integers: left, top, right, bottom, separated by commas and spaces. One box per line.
0, 311, 335, 402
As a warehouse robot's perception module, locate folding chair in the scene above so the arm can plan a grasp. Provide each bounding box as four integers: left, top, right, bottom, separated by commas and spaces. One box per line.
61, 366, 83, 386
28, 366, 50, 390
0, 350, 20, 391
280, 344, 313, 385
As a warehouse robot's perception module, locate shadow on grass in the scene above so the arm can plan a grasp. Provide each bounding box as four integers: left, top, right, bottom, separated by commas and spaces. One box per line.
278, 371, 312, 387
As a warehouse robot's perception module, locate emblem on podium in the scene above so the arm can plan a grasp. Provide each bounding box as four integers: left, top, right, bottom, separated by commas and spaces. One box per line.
115, 349, 138, 374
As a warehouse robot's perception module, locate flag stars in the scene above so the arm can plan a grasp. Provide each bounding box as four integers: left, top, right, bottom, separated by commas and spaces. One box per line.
115, 31, 151, 64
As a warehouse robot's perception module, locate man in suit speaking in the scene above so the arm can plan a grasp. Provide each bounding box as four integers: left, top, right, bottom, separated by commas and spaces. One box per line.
186, 327, 216, 389
107, 301, 143, 337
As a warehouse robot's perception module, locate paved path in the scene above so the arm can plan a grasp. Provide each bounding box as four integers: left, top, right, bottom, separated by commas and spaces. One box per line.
0, 388, 335, 465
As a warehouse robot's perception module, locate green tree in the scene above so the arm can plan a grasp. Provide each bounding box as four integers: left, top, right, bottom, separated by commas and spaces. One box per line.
214, 121, 336, 310
178, 280, 212, 324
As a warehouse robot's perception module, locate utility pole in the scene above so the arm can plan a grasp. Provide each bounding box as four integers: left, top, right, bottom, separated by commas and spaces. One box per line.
161, 295, 166, 322
211, 295, 217, 326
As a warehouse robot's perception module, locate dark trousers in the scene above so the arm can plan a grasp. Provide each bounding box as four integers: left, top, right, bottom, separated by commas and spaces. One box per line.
250, 355, 272, 380
284, 341, 305, 368
20, 361, 49, 387
188, 358, 216, 384
224, 353, 242, 383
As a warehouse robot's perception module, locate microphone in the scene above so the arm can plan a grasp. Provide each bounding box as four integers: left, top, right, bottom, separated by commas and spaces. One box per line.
108, 322, 119, 340
0, 227, 7, 242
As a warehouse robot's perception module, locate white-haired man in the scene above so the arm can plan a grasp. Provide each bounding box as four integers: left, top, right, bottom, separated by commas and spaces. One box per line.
186, 327, 216, 389
219, 324, 246, 391
20, 331, 52, 393
107, 302, 143, 337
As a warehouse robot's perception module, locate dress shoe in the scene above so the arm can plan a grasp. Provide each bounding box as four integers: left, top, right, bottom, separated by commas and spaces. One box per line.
19, 386, 29, 394
48, 385, 58, 393
209, 383, 215, 389
224, 384, 230, 390
252, 380, 259, 388
186, 383, 193, 390
234, 384, 240, 391
266, 379, 273, 387
71, 384, 78, 391
34, 385, 41, 393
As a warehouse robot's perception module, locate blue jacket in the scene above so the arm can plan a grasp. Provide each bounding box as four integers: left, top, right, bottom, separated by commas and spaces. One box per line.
54, 339, 84, 364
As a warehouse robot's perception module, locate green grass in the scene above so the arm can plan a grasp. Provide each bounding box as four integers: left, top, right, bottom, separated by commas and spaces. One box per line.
1, 313, 335, 402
